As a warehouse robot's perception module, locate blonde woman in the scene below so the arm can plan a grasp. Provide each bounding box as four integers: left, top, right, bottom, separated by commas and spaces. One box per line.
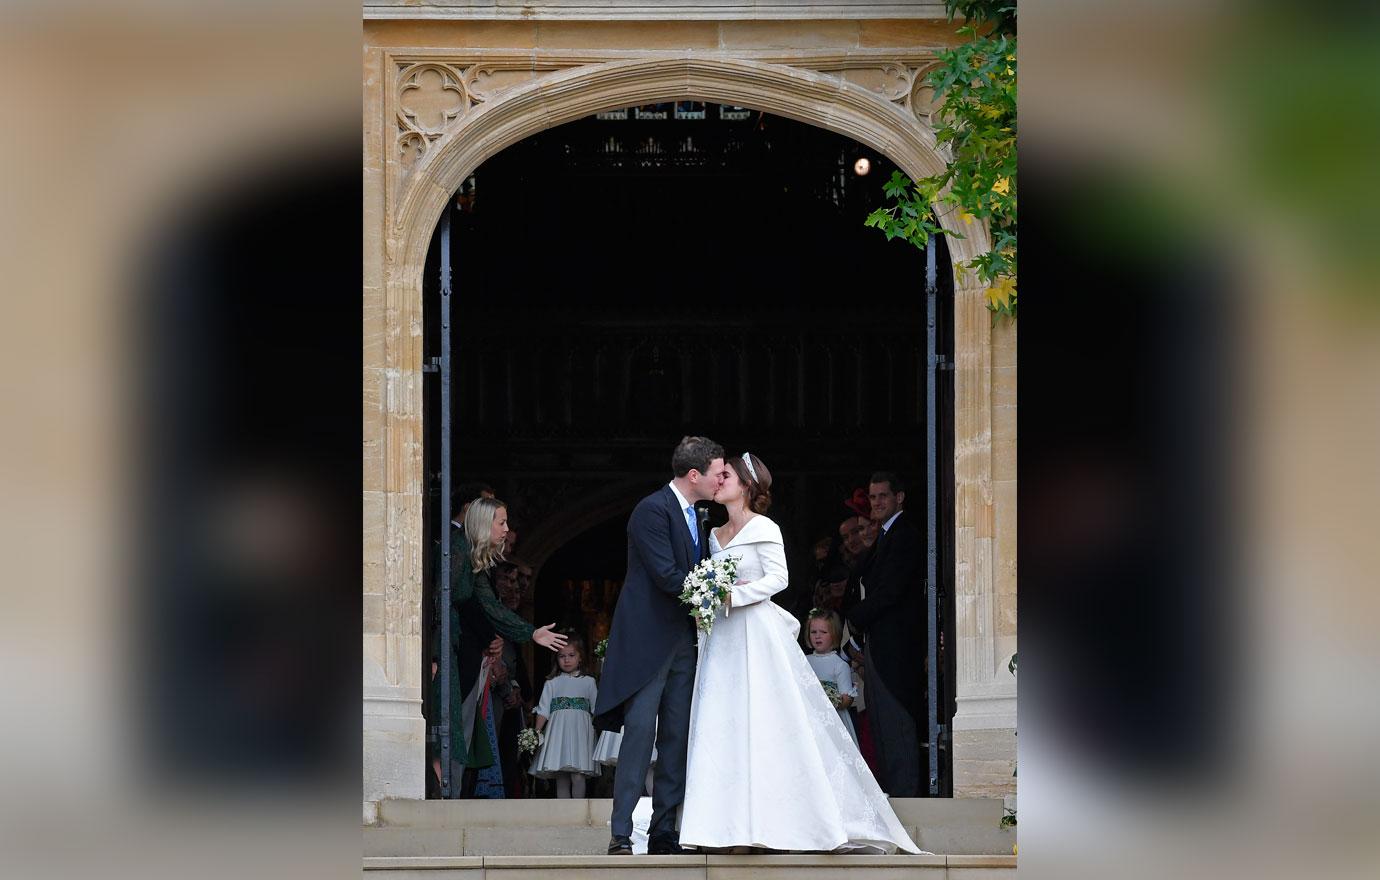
431, 496, 567, 795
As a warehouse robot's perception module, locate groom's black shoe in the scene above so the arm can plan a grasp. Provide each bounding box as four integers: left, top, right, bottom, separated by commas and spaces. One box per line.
648, 834, 689, 855
607, 836, 633, 855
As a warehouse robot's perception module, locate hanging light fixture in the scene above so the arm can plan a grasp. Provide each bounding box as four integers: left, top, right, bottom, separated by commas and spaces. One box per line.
853, 157, 871, 176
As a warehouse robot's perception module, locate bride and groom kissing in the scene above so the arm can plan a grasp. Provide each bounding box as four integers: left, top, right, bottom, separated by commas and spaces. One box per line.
594, 436, 920, 855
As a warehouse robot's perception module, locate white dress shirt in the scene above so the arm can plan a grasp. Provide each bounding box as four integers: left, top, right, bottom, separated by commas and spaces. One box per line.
668, 480, 698, 545
881, 510, 903, 533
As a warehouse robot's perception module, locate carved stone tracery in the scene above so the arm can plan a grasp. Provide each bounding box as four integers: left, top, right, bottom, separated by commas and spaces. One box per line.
395, 63, 465, 170
392, 57, 596, 181
386, 50, 946, 224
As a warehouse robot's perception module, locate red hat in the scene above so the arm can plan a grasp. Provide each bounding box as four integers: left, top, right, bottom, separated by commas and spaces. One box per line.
843, 488, 870, 518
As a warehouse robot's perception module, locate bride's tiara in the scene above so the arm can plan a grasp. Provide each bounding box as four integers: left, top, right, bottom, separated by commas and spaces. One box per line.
742, 452, 758, 482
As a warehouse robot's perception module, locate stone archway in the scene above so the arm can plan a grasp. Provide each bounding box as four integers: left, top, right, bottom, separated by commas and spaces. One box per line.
389, 54, 988, 281
365, 48, 1008, 808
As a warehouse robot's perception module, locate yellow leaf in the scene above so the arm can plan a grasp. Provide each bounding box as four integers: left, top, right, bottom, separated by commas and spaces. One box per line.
991, 177, 1011, 195
960, 211, 976, 224
985, 276, 1016, 309
979, 104, 1003, 120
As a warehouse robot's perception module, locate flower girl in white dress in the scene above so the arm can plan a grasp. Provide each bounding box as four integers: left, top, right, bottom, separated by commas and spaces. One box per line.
530, 637, 600, 798
805, 608, 860, 747
679, 453, 920, 854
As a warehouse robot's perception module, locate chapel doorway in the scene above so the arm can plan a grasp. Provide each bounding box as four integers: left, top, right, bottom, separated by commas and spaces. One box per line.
420, 102, 957, 798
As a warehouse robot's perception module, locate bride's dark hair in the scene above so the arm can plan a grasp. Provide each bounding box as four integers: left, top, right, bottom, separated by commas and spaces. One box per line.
729, 453, 772, 514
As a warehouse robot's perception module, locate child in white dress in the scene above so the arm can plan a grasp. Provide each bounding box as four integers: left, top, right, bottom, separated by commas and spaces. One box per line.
805, 608, 858, 746
593, 724, 656, 795
530, 635, 599, 797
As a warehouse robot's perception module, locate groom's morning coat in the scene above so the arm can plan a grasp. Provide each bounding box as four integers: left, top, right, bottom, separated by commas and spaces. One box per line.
593, 484, 700, 732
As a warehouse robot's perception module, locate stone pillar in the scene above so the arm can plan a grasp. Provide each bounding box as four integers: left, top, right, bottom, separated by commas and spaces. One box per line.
364, 40, 426, 819
950, 283, 1017, 798
363, 270, 428, 818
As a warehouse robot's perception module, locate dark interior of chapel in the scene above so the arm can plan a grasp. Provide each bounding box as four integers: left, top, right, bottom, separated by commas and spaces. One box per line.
421, 103, 957, 793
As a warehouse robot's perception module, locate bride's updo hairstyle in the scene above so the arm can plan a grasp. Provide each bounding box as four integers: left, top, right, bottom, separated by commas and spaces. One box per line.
729, 452, 773, 515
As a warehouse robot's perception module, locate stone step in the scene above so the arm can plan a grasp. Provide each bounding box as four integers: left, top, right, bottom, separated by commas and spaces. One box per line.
364, 825, 604, 857
376, 797, 1008, 828
888, 798, 1015, 855
362, 853, 1016, 878
377, 798, 597, 828
371, 798, 1015, 856
365, 824, 955, 857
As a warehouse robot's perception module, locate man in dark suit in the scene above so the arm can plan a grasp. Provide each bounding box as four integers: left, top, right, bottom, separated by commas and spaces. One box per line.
846, 471, 927, 797
595, 436, 724, 855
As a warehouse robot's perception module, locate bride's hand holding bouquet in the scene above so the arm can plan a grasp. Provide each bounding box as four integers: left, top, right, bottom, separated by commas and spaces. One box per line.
680, 555, 741, 634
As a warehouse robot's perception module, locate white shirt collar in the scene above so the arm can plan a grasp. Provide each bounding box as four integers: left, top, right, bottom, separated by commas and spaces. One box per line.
882, 510, 903, 533
668, 480, 693, 515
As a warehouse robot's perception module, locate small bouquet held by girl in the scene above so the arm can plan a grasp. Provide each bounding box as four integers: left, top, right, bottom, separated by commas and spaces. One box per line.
517, 726, 542, 756
679, 554, 740, 635
819, 680, 845, 708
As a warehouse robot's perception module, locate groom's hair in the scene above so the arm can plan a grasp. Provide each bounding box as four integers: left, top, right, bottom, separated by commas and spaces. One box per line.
671, 436, 724, 477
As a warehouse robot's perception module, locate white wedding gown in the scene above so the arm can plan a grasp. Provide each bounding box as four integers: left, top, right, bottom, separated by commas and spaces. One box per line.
679, 515, 921, 854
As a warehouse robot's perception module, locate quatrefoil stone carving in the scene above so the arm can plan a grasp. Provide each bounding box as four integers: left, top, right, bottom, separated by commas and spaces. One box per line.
399, 65, 467, 134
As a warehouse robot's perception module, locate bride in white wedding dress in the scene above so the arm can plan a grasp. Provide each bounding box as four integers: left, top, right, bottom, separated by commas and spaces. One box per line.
679, 452, 921, 854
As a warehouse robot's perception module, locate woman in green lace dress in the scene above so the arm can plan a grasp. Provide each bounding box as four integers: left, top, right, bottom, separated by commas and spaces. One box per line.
430, 497, 567, 795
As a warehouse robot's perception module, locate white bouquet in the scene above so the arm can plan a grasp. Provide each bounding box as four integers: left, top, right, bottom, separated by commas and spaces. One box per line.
517, 727, 542, 756
820, 680, 844, 709
679, 555, 740, 635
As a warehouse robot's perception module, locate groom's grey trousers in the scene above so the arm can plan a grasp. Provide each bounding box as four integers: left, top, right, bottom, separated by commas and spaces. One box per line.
610, 629, 697, 841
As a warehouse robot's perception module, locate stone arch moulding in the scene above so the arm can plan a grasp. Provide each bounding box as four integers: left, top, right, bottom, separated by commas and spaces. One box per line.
385, 52, 992, 280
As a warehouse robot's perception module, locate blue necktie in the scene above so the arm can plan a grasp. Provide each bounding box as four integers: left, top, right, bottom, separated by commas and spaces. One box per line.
686, 504, 699, 551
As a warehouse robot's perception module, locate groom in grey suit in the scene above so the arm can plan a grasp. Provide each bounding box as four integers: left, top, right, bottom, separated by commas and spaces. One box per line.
594, 436, 724, 855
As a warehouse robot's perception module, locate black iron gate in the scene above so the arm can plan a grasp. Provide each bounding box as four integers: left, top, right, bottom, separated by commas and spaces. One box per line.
433, 208, 455, 798
925, 236, 941, 796
925, 233, 958, 797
